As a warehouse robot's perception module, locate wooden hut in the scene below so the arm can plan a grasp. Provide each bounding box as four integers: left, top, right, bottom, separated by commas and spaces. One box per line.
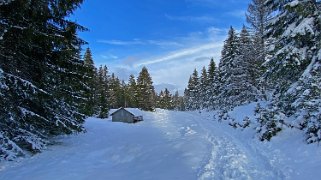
110, 108, 143, 123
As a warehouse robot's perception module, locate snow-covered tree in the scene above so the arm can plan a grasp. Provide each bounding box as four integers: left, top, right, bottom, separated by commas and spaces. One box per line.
260, 0, 321, 143
206, 58, 219, 109
137, 67, 156, 111
216, 27, 241, 109
96, 65, 109, 118
127, 74, 138, 108
82, 48, 97, 116
184, 69, 200, 110
199, 66, 208, 109
246, 0, 270, 63
215, 26, 261, 109
0, 0, 86, 160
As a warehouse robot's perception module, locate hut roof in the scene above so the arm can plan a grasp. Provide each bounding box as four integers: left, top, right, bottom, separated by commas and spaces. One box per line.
110, 107, 134, 116
110, 108, 143, 116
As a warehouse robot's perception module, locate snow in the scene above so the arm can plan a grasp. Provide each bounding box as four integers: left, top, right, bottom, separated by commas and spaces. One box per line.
109, 108, 143, 117
287, 0, 299, 7
1, 108, 321, 180
0, 0, 14, 5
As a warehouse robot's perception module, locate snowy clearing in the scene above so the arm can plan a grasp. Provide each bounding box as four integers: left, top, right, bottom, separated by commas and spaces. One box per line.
1, 108, 321, 180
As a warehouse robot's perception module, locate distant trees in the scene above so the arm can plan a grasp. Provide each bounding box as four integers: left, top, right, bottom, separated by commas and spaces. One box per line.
184, 26, 261, 110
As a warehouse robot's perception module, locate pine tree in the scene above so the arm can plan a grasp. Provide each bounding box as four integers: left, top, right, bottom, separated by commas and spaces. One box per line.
0, 0, 86, 160
207, 58, 218, 109
246, 0, 270, 63
262, 0, 321, 143
199, 66, 208, 109
82, 47, 97, 116
137, 67, 156, 111
157, 90, 165, 109
172, 90, 180, 110
127, 74, 138, 108
216, 26, 260, 109
163, 88, 173, 110
239, 26, 261, 101
109, 73, 121, 109
96, 65, 109, 118
184, 69, 200, 110
216, 27, 240, 109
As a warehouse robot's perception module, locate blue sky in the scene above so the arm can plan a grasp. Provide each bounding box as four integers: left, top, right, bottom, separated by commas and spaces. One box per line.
72, 0, 251, 93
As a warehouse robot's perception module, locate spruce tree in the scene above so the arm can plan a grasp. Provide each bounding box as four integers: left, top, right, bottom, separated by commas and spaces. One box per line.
109, 73, 121, 109
246, 0, 270, 63
207, 58, 218, 109
96, 65, 109, 118
216, 27, 240, 109
261, 0, 321, 142
184, 69, 200, 110
163, 88, 173, 110
82, 47, 97, 116
127, 74, 138, 108
172, 91, 181, 111
199, 66, 208, 109
0, 0, 86, 160
137, 67, 156, 111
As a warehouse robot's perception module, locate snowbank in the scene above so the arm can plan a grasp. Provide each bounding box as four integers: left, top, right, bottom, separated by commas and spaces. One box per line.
1, 108, 320, 180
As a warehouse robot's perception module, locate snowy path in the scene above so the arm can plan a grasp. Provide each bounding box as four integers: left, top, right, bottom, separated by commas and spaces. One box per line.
0, 109, 320, 180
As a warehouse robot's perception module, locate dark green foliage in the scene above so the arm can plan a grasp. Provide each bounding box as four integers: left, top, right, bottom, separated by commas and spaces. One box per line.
81, 48, 97, 116
0, 0, 87, 160
127, 74, 138, 108
96, 65, 109, 118
157, 88, 173, 110
136, 67, 156, 111
215, 26, 260, 109
184, 69, 200, 110
261, 0, 321, 143
255, 104, 283, 141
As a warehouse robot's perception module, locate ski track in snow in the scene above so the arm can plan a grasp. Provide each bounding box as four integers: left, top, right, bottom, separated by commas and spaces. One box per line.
0, 109, 302, 180
150, 110, 285, 180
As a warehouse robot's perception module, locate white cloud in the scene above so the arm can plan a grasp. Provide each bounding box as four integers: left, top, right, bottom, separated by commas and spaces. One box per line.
134, 43, 222, 67
98, 39, 182, 47
186, 0, 247, 7
226, 10, 246, 19
98, 39, 143, 46
100, 53, 118, 60
103, 26, 227, 92
165, 14, 218, 23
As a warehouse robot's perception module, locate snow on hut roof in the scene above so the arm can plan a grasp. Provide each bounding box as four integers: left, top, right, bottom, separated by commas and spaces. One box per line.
110, 108, 143, 116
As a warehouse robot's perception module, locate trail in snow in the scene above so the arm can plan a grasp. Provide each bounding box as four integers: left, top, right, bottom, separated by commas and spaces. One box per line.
0, 109, 320, 180
150, 110, 284, 180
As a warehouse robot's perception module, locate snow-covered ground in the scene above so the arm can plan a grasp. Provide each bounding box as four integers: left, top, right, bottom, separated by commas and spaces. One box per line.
1, 108, 321, 180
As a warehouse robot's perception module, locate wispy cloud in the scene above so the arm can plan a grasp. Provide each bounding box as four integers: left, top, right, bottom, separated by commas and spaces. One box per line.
134, 43, 222, 67
98, 39, 144, 46
226, 10, 246, 19
100, 53, 118, 60
165, 14, 218, 24
102, 26, 227, 91
98, 39, 182, 47
186, 0, 247, 7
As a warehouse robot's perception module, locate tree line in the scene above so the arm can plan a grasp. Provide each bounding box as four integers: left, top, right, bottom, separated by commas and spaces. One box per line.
184, 0, 321, 143
1, 0, 320, 161
83, 47, 185, 116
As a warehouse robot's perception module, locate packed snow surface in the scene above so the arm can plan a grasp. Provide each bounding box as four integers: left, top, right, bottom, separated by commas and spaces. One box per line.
1, 108, 321, 180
